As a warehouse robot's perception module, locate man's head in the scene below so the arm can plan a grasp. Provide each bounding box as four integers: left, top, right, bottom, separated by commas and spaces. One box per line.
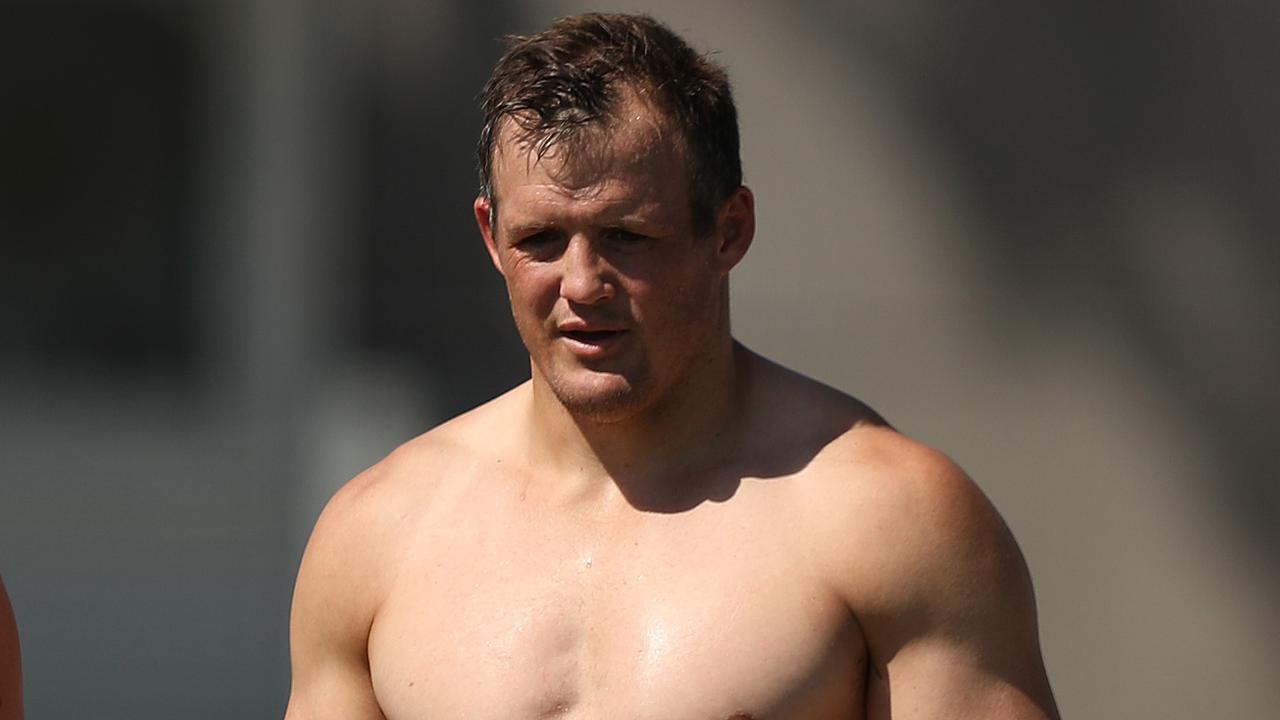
476, 12, 741, 236
473, 13, 754, 423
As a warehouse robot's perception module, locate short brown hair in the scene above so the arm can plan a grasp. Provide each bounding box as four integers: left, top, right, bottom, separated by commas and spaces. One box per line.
477, 12, 741, 234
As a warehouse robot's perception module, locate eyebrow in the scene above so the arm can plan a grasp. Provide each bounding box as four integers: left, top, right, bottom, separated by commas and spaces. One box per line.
505, 211, 674, 237
504, 221, 560, 239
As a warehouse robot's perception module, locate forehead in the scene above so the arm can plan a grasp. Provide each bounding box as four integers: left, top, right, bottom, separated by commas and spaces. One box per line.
489, 94, 692, 222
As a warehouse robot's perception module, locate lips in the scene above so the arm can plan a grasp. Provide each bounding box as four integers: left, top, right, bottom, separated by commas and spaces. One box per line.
562, 328, 624, 343
556, 321, 628, 356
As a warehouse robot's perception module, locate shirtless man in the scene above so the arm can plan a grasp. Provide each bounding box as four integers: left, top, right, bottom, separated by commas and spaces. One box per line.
285, 13, 1059, 720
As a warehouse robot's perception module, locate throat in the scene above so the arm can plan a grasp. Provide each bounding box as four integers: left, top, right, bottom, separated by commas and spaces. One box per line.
523, 342, 753, 499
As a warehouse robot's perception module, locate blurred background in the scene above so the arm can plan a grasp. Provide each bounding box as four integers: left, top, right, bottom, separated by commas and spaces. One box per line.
1, 0, 1277, 717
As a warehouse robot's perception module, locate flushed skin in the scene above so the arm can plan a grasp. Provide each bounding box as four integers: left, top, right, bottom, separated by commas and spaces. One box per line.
284, 89, 1058, 720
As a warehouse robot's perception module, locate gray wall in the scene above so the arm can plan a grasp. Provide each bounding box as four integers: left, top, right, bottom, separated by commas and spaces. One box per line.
1, 1, 1276, 717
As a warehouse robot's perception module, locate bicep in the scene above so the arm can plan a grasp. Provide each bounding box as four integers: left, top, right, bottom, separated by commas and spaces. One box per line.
864, 536, 1058, 719
285, 654, 385, 720
866, 614, 1057, 720
285, 484, 389, 720
286, 596, 385, 720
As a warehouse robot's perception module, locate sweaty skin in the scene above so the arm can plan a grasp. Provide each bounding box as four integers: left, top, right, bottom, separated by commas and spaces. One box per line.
285, 93, 1059, 720
0, 576, 23, 720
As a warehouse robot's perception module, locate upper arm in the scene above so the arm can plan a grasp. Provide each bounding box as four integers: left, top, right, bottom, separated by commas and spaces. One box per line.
0, 577, 22, 720
835, 435, 1059, 720
285, 474, 390, 720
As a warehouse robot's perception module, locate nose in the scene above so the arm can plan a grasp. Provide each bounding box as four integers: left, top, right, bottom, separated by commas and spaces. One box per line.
559, 236, 614, 305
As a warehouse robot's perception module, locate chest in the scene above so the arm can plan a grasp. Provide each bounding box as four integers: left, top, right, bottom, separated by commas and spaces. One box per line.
366, 503, 863, 720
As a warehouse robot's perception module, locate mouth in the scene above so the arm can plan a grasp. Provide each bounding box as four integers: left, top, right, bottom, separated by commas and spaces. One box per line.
562, 329, 625, 343
557, 326, 628, 356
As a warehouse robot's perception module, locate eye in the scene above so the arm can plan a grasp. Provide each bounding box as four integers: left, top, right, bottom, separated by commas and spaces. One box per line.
604, 227, 652, 247
514, 230, 565, 259
517, 229, 555, 246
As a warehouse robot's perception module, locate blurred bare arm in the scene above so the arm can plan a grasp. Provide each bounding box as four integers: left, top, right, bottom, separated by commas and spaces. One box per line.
0, 576, 23, 720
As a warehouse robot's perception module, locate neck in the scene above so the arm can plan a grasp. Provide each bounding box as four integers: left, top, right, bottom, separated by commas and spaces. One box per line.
522, 338, 751, 510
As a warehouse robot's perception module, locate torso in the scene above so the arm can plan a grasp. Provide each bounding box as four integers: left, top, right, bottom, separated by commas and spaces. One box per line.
360, 363, 886, 720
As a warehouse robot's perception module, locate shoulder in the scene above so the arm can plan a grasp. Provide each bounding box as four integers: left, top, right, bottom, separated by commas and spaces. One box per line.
743, 354, 1056, 715
813, 423, 994, 535
319, 382, 528, 521
803, 424, 1022, 613
300, 382, 527, 579
805, 425, 1056, 703
744, 351, 989, 545
287, 384, 529, 712
744, 351, 1013, 596
803, 425, 1048, 680
292, 383, 528, 632
737, 350, 1026, 629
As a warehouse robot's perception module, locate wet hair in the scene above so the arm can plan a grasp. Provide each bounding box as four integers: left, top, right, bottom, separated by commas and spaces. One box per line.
477, 12, 741, 234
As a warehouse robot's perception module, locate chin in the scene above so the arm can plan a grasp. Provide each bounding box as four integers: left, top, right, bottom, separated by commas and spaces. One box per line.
547, 369, 656, 423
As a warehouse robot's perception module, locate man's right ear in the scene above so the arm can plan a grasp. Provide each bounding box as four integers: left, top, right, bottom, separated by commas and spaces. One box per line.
473, 195, 504, 275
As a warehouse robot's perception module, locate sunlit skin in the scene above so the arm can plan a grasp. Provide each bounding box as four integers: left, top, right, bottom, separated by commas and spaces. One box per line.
480, 117, 734, 423
284, 91, 1059, 720
472, 94, 757, 493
